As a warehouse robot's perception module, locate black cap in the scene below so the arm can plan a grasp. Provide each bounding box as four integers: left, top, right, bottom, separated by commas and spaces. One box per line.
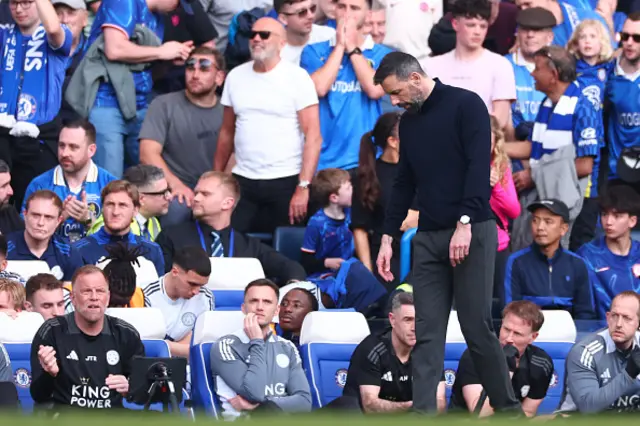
516, 7, 557, 30
617, 147, 640, 184
527, 199, 570, 223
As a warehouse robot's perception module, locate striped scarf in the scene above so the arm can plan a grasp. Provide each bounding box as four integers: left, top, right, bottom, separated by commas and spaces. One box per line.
530, 82, 581, 163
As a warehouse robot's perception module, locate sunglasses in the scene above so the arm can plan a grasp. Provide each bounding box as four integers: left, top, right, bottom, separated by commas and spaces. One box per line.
282, 4, 317, 18
250, 30, 271, 40
621, 32, 640, 43
185, 57, 215, 71
140, 188, 172, 198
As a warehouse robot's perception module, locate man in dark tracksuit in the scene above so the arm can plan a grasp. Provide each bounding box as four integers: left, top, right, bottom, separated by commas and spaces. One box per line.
504, 200, 596, 319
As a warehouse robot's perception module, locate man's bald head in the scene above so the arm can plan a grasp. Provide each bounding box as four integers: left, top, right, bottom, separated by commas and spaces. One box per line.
250, 17, 286, 62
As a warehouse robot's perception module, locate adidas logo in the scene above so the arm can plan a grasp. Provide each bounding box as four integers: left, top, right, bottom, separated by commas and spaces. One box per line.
66, 350, 79, 361
382, 371, 393, 382
600, 368, 611, 380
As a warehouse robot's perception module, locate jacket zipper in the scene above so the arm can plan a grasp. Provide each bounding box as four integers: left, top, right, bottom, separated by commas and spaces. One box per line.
548, 263, 553, 304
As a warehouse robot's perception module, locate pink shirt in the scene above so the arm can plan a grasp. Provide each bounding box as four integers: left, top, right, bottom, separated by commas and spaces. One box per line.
490, 167, 520, 251
422, 49, 516, 112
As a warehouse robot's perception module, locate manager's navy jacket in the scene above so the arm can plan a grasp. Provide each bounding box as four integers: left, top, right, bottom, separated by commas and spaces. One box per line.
504, 244, 596, 319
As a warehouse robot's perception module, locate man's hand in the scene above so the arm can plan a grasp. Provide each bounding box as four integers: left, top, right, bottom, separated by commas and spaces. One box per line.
38, 345, 59, 377
335, 18, 346, 48
288, 187, 308, 225
513, 169, 534, 192
449, 223, 471, 267
171, 181, 195, 207
158, 41, 194, 61
63, 191, 90, 222
106, 374, 129, 395
344, 17, 359, 52
400, 209, 419, 232
229, 395, 260, 411
324, 257, 344, 271
490, 168, 499, 188
376, 235, 394, 282
244, 313, 263, 341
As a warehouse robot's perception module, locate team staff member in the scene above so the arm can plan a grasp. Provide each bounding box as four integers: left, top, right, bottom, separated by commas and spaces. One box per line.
22, 119, 116, 242
339, 292, 447, 413
449, 301, 554, 417
73, 180, 165, 277
559, 291, 640, 413
7, 190, 84, 282
374, 52, 520, 413
0, 278, 25, 317
278, 288, 318, 348
156, 172, 306, 284
24, 273, 65, 320
30, 266, 145, 409
0, 0, 73, 210
210, 279, 312, 419
143, 246, 214, 359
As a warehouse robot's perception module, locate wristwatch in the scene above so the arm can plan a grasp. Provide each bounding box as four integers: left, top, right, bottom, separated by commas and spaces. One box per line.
298, 180, 311, 190
347, 47, 362, 58
459, 215, 471, 225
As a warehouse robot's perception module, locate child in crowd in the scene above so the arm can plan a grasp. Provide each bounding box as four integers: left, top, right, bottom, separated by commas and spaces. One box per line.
567, 19, 614, 111
489, 115, 520, 313
301, 168, 354, 277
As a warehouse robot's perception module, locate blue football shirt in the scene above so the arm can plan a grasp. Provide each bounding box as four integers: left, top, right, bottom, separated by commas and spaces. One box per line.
605, 59, 640, 179
6, 231, 83, 281
300, 36, 392, 171
22, 162, 117, 242
301, 208, 355, 263
87, 0, 164, 110
0, 24, 72, 124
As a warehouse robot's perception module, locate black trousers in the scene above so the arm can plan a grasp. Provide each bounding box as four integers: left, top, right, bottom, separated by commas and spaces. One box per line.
411, 220, 519, 413
569, 197, 600, 252
492, 247, 510, 318
231, 174, 298, 234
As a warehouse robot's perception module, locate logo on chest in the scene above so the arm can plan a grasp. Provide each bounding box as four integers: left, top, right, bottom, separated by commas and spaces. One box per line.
106, 350, 120, 366
181, 312, 196, 327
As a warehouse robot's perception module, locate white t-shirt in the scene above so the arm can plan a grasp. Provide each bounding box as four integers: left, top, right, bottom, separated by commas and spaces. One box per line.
221, 60, 319, 180
423, 49, 516, 113
281, 24, 336, 65
142, 276, 215, 341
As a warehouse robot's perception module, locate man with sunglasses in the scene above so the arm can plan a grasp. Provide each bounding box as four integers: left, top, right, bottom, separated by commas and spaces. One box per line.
88, 165, 169, 241
214, 17, 322, 235
300, 0, 392, 172
605, 13, 640, 188
22, 119, 116, 242
276, 0, 335, 65
140, 47, 225, 227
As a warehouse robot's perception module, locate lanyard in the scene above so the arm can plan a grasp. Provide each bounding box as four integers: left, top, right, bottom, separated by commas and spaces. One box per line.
195, 221, 234, 257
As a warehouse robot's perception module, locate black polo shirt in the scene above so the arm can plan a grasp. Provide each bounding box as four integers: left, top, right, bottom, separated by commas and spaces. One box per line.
449, 345, 554, 411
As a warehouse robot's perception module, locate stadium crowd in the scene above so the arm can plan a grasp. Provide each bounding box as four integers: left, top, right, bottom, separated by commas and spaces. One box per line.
1, 0, 640, 418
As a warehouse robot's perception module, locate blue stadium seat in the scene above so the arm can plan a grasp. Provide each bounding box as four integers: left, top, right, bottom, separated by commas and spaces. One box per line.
632, 230, 640, 242
190, 311, 245, 417
442, 312, 468, 401
273, 227, 306, 263
400, 228, 417, 282
299, 311, 370, 408
247, 233, 273, 245
207, 258, 265, 311
1, 312, 45, 412
534, 311, 577, 415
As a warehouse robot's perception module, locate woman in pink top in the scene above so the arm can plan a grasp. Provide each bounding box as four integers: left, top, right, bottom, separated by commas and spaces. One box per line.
489, 116, 520, 311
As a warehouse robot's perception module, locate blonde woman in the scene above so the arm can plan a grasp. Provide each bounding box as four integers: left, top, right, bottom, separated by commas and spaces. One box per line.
489, 116, 520, 311
567, 19, 615, 110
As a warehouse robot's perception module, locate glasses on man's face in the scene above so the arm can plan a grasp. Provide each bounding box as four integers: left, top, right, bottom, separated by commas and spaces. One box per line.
140, 188, 172, 198
250, 30, 271, 40
185, 57, 215, 71
621, 32, 640, 43
282, 4, 317, 18
9, 0, 34, 9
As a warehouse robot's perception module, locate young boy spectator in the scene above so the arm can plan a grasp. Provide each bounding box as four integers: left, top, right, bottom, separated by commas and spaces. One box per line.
301, 168, 354, 277
578, 185, 640, 319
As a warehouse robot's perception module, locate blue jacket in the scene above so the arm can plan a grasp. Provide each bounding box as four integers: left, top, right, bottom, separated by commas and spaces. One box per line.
504, 244, 596, 319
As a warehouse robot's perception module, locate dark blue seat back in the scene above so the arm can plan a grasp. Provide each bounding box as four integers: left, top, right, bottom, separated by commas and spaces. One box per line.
274, 227, 306, 263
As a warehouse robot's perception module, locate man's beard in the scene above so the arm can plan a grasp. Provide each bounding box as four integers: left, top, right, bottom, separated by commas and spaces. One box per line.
399, 95, 426, 113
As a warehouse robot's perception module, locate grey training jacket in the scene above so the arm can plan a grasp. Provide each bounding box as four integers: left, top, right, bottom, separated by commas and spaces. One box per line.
210, 329, 312, 419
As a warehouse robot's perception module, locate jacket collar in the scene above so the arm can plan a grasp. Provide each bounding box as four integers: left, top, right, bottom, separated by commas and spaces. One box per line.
94, 227, 136, 245
531, 242, 564, 263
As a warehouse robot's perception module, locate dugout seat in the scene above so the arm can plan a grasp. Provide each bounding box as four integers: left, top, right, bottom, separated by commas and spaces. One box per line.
535, 310, 576, 414
443, 311, 467, 401
207, 258, 265, 310
0, 312, 45, 412
299, 311, 370, 408
5, 260, 50, 281
273, 227, 306, 263
190, 310, 245, 417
